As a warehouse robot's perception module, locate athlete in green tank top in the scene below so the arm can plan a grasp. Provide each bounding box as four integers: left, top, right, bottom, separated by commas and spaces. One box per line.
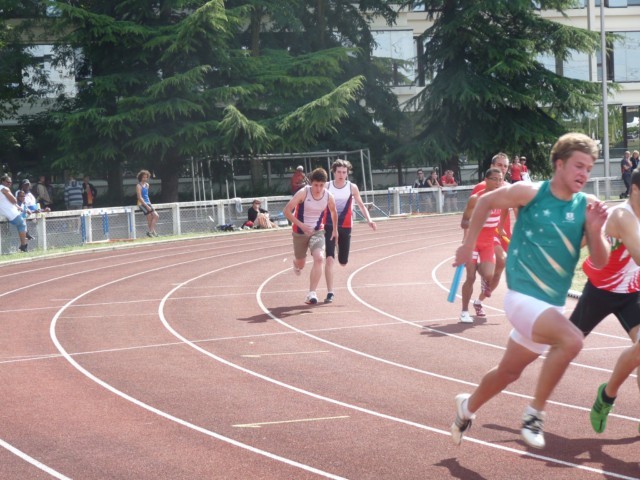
506, 180, 587, 306
450, 132, 609, 451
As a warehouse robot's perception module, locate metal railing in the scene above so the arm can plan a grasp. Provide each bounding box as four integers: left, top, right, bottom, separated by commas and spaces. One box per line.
0, 176, 625, 255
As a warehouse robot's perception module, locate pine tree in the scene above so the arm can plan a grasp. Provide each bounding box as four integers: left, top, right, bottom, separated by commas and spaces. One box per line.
404, 0, 604, 177
225, 0, 402, 182
43, 0, 378, 201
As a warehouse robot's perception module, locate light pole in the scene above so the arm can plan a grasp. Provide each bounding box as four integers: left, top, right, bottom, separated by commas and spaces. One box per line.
600, 1, 611, 198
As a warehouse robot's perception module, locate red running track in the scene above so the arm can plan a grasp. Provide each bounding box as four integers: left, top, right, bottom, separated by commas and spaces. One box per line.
0, 214, 638, 479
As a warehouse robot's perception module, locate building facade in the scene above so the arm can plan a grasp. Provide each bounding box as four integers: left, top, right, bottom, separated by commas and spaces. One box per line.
369, 1, 640, 151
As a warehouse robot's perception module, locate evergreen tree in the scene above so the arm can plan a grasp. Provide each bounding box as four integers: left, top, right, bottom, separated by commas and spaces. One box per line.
41, 0, 374, 201
226, 0, 402, 181
0, 2, 51, 174
403, 0, 604, 178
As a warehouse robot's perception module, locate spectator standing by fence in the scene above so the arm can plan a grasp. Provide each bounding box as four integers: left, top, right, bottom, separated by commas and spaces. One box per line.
621, 151, 632, 199
413, 169, 429, 188
290, 166, 309, 194
64, 175, 83, 210
1, 174, 29, 252
441, 169, 458, 212
425, 170, 442, 211
35, 175, 53, 211
632, 150, 640, 171
82, 175, 97, 208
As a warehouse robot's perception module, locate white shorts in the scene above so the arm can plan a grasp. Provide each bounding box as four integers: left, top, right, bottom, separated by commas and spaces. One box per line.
504, 289, 564, 355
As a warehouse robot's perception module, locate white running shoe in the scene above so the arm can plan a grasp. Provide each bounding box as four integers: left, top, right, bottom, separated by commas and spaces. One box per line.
451, 393, 475, 445
305, 292, 318, 305
459, 311, 473, 324
521, 411, 546, 449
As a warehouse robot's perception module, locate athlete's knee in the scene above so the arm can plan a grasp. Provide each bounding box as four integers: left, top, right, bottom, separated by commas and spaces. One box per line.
495, 363, 523, 384
560, 331, 583, 359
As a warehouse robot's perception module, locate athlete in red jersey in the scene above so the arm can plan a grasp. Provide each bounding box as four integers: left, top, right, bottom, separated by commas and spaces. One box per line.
458, 168, 508, 324
569, 170, 640, 433
466, 152, 511, 317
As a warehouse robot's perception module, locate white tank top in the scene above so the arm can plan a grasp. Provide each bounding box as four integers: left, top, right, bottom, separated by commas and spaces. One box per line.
293, 186, 329, 233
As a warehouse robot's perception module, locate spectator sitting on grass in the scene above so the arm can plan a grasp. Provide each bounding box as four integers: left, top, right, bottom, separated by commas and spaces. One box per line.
246, 199, 277, 229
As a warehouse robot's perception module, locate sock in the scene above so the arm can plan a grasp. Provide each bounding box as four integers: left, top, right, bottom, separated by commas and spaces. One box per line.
461, 310, 469, 315
602, 384, 616, 405
462, 398, 474, 419
524, 405, 544, 418
473, 299, 481, 305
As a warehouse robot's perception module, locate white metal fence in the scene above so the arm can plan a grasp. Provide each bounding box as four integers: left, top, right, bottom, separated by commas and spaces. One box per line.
0, 176, 625, 255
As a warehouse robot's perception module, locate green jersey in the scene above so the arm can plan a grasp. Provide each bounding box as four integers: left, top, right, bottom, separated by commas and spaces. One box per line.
506, 180, 587, 306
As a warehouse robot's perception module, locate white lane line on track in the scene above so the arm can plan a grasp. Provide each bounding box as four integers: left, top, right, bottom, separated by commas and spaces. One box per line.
49, 250, 349, 479
1, 319, 420, 365
0, 438, 70, 479
153, 255, 637, 480
241, 350, 330, 358
349, 248, 639, 414
255, 267, 639, 479
37, 225, 636, 479
233, 416, 350, 428
0, 223, 448, 476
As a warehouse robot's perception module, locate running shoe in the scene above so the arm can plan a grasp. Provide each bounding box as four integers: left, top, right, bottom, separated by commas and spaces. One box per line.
459, 311, 473, 324
473, 301, 486, 318
26, 233, 34, 240
18, 244, 28, 252
590, 383, 614, 433
521, 411, 546, 449
481, 278, 492, 298
451, 393, 475, 445
305, 292, 318, 305
324, 293, 334, 303
146, 231, 153, 238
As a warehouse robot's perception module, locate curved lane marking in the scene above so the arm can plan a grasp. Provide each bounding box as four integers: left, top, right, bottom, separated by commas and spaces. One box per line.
39, 224, 638, 480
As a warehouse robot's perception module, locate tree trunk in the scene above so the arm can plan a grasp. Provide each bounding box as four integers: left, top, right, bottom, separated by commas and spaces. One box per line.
250, 156, 264, 189
250, 6, 262, 56
106, 160, 124, 205
156, 163, 180, 202
396, 159, 404, 186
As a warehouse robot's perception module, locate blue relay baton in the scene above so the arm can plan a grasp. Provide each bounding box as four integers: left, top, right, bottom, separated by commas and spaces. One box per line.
447, 264, 465, 303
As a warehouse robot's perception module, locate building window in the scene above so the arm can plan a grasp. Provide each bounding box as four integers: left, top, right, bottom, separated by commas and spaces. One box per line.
625, 106, 640, 149
23, 45, 77, 97
613, 32, 640, 82
596, 43, 615, 82
372, 30, 416, 87
563, 51, 591, 81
